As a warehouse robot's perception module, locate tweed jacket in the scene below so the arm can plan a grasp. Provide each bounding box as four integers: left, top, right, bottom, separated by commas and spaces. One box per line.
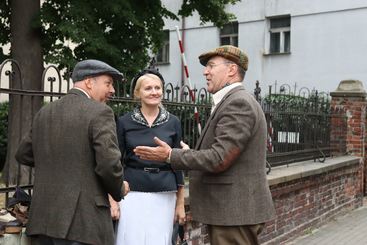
171, 85, 275, 226
15, 89, 124, 245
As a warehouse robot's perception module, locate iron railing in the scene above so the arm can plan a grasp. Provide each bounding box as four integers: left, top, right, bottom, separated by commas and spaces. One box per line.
254, 81, 347, 169
0, 59, 346, 207
0, 59, 213, 206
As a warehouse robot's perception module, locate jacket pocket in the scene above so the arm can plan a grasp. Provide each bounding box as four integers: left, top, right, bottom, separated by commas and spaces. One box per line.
202, 175, 233, 185
94, 196, 110, 208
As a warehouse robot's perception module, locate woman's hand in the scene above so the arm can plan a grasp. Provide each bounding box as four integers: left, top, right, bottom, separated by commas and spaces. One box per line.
175, 186, 186, 225
174, 203, 186, 225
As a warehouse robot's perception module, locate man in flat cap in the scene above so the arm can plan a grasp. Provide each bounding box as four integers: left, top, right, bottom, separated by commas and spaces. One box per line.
134, 45, 275, 245
15, 59, 129, 245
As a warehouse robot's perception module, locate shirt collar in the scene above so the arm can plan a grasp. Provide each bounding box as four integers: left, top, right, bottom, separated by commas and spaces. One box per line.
212, 82, 243, 107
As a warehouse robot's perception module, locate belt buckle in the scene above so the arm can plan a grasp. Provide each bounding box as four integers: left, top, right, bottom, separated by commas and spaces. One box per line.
143, 167, 160, 173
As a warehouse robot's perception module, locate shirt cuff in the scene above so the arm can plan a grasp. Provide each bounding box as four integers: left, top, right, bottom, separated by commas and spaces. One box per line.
166, 148, 172, 163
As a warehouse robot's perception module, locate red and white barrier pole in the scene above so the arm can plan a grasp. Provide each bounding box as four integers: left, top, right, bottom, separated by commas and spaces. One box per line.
175, 25, 202, 134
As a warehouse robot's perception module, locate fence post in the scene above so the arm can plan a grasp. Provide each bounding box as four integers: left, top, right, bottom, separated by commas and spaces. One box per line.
330, 79, 366, 193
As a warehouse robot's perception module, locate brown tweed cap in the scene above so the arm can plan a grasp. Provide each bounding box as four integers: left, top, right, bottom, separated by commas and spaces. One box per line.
198, 45, 249, 71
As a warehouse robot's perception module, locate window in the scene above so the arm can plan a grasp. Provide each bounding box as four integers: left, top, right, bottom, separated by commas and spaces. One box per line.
268, 16, 291, 54
220, 22, 238, 46
156, 30, 169, 64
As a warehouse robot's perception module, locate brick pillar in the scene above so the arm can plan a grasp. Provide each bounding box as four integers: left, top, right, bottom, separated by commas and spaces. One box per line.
330, 79, 366, 193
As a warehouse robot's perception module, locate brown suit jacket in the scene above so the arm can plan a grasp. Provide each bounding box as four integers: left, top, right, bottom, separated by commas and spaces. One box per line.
171, 85, 275, 225
15, 89, 124, 245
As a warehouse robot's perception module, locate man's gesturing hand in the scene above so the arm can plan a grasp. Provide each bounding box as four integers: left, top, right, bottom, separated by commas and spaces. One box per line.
134, 137, 172, 162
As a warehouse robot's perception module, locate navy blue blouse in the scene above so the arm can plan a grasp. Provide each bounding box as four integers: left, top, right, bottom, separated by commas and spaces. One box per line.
117, 106, 184, 192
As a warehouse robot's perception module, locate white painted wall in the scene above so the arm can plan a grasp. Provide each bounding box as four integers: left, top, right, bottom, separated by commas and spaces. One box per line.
159, 0, 367, 95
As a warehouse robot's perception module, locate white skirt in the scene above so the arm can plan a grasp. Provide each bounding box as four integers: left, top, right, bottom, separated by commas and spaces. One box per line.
115, 191, 176, 245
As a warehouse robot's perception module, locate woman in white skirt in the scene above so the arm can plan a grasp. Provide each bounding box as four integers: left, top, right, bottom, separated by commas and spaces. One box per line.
112, 69, 186, 245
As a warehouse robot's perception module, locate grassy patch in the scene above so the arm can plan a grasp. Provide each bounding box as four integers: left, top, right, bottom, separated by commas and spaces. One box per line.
304, 227, 314, 235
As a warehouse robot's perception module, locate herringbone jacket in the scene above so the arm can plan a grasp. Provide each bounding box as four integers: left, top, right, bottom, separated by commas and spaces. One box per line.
171, 85, 275, 225
15, 89, 124, 245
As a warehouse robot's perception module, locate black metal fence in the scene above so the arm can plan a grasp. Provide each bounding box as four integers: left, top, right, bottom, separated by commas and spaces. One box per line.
254, 81, 347, 168
0, 59, 347, 207
0, 59, 213, 206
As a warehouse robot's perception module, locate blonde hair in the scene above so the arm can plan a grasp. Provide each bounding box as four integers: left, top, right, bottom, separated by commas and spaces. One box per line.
133, 73, 163, 100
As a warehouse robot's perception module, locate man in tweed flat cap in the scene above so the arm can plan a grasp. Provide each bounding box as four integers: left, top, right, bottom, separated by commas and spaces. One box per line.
15, 59, 129, 245
135, 45, 275, 245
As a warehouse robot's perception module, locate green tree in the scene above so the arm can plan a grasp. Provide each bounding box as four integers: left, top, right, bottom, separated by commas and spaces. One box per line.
1, 0, 43, 185
1, 0, 238, 78
0, 0, 239, 184
0, 0, 9, 61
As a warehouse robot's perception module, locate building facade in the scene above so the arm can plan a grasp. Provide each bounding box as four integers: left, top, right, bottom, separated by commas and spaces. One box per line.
157, 0, 367, 94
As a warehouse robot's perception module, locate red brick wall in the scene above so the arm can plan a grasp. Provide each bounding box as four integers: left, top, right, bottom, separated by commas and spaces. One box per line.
180, 209, 210, 245
180, 160, 362, 245
330, 96, 366, 157
330, 94, 366, 194
260, 162, 363, 244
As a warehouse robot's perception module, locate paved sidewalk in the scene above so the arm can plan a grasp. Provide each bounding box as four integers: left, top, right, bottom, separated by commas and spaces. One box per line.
288, 205, 367, 245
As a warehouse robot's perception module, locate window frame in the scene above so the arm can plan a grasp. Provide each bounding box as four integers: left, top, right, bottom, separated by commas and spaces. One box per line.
156, 30, 170, 64
220, 21, 239, 47
265, 16, 291, 55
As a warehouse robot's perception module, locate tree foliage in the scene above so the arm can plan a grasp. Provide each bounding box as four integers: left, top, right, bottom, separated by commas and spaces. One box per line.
179, 0, 238, 26
0, 0, 10, 61
0, 0, 239, 79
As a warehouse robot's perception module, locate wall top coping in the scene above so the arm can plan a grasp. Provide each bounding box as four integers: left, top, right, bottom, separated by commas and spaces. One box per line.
267, 155, 361, 186
330, 80, 366, 98
184, 156, 360, 204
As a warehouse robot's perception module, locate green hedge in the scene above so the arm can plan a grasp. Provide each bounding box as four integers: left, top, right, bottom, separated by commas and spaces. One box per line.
0, 102, 8, 172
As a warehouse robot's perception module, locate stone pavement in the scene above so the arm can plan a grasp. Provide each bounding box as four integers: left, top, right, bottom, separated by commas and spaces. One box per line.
288, 204, 367, 245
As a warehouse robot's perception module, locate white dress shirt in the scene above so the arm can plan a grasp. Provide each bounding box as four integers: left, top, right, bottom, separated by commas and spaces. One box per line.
211, 82, 243, 113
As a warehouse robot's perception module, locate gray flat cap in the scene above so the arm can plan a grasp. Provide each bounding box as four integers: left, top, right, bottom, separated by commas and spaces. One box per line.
71, 59, 124, 83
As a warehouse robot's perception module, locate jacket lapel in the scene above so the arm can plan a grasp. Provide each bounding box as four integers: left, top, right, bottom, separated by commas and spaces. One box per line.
195, 86, 244, 149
